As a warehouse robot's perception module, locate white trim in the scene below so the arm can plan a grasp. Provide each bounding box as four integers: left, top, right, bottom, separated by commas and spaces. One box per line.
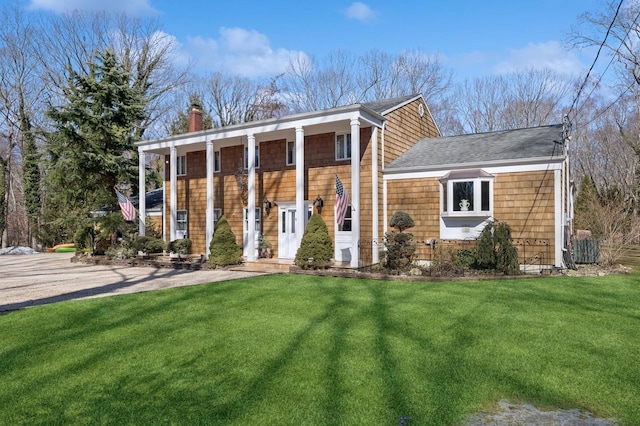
371, 126, 379, 263
247, 134, 256, 261
169, 144, 177, 242
384, 161, 564, 181
138, 150, 146, 236
376, 94, 422, 115
383, 179, 388, 236
350, 118, 361, 268
554, 169, 563, 267
206, 137, 214, 253
136, 107, 384, 152
295, 127, 305, 248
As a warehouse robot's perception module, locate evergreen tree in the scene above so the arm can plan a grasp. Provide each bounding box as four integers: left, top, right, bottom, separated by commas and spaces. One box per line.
574, 175, 598, 231
209, 216, 242, 267
294, 213, 333, 269
0, 155, 7, 246
43, 48, 146, 241
20, 97, 41, 246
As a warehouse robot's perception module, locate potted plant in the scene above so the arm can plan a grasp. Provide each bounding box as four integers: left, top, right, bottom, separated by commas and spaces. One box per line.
258, 233, 272, 258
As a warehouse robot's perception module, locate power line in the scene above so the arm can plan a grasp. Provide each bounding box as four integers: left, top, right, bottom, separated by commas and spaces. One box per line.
568, 0, 625, 120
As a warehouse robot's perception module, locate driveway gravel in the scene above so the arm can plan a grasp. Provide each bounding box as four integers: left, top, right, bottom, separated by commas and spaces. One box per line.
0, 252, 262, 312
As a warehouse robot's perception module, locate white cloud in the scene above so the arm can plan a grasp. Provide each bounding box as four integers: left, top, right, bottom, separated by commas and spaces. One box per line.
494, 41, 584, 76
345, 2, 376, 23
187, 27, 307, 78
28, 0, 159, 16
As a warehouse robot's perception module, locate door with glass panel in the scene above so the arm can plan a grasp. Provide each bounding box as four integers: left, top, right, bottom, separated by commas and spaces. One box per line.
278, 205, 298, 258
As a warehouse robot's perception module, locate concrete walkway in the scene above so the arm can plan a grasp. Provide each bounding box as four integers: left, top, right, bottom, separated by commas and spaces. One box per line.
0, 252, 263, 312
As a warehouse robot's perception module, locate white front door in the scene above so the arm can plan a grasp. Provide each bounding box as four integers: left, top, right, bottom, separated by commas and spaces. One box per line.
278, 205, 298, 258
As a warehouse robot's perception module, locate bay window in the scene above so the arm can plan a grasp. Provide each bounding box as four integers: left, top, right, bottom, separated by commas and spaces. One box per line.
440, 170, 494, 216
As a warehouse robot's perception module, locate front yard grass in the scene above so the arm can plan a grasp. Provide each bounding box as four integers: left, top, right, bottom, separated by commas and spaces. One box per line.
1, 273, 639, 425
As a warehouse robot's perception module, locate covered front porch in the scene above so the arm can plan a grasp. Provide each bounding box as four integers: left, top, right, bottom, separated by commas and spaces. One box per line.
135, 103, 386, 268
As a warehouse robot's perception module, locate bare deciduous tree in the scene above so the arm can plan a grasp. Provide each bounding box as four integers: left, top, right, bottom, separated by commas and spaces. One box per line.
450, 68, 575, 133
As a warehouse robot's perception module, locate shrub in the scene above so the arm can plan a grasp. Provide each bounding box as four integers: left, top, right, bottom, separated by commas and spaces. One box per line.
105, 243, 135, 260
133, 235, 165, 254
167, 238, 192, 255
73, 224, 93, 251
209, 215, 242, 268
474, 221, 520, 275
475, 222, 496, 269
294, 213, 333, 269
383, 211, 417, 271
389, 211, 415, 232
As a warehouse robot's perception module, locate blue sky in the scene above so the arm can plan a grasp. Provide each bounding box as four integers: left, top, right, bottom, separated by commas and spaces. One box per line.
25, 0, 607, 82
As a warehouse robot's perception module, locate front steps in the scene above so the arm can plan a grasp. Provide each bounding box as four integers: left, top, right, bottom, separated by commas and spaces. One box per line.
230, 258, 292, 274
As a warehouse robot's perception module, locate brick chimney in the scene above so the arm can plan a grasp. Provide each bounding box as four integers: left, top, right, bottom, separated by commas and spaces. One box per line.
188, 102, 203, 132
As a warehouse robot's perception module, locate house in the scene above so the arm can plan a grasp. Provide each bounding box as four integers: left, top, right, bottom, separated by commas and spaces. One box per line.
135, 94, 572, 270
384, 124, 572, 270
130, 187, 164, 234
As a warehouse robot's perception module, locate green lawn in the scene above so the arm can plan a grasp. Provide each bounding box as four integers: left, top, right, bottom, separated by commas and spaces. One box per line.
1, 273, 639, 425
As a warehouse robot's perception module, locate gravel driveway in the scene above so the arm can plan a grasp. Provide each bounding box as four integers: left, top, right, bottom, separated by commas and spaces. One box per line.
0, 252, 262, 312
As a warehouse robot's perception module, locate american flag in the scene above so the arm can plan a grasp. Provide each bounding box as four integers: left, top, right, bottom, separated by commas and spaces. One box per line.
115, 189, 136, 222
335, 174, 349, 227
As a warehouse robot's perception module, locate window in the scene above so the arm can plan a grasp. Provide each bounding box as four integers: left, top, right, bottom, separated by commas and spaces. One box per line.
244, 208, 261, 231
244, 145, 260, 169
337, 205, 352, 232
213, 208, 222, 229
336, 133, 351, 160
453, 181, 474, 212
177, 210, 187, 232
214, 151, 221, 172
177, 155, 187, 176
440, 170, 493, 216
286, 141, 295, 165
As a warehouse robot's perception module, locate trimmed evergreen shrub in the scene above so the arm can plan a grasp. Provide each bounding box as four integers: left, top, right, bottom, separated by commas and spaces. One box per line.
167, 238, 192, 255
389, 211, 415, 232
474, 221, 520, 274
133, 235, 165, 254
209, 215, 242, 267
474, 222, 496, 269
494, 222, 520, 275
383, 211, 417, 271
294, 213, 333, 269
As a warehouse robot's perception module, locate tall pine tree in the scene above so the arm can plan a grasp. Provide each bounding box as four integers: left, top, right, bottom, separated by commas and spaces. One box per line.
43, 48, 146, 242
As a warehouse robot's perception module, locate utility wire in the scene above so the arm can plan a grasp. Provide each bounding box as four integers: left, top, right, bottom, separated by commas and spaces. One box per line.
568, 0, 625, 120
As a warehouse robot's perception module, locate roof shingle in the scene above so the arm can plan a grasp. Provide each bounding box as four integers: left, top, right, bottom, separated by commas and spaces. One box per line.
386, 124, 566, 171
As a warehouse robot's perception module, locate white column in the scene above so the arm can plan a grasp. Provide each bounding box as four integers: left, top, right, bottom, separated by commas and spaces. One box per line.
295, 126, 305, 247
554, 169, 563, 268
371, 127, 379, 263
206, 137, 214, 254
350, 118, 361, 268
247, 134, 256, 261
138, 149, 146, 236
169, 144, 177, 242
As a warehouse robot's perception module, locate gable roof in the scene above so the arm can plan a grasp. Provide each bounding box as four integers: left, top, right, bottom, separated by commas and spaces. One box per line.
362, 94, 422, 115
386, 124, 566, 172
